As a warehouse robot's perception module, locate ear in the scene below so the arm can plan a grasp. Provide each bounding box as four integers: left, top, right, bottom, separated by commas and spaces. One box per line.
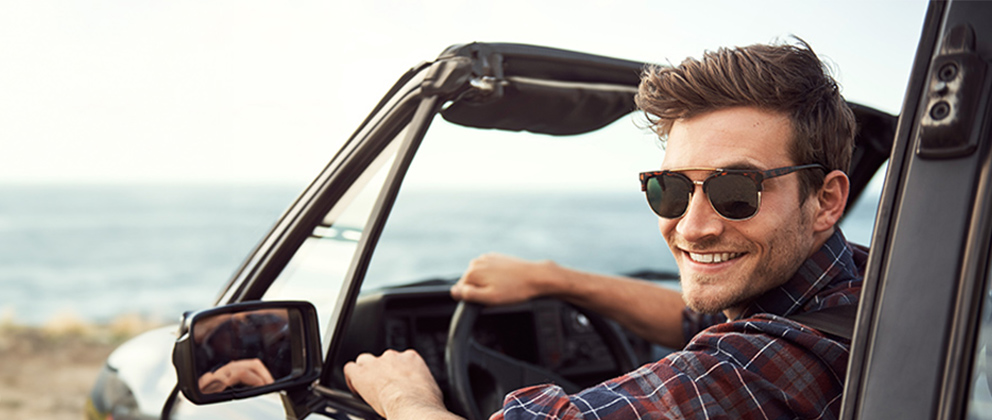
811, 170, 850, 232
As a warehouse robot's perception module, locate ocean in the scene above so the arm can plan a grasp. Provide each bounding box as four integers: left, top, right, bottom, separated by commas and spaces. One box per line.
0, 184, 299, 325
0, 184, 879, 326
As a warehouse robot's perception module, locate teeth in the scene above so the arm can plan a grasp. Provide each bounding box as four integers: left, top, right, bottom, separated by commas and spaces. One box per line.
688, 252, 740, 264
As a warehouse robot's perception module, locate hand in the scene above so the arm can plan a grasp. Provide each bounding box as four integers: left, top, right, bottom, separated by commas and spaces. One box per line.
198, 358, 275, 394
450, 253, 557, 306
344, 349, 454, 419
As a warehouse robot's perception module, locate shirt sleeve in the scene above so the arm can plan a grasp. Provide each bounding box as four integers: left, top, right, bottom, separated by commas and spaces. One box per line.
491, 315, 847, 420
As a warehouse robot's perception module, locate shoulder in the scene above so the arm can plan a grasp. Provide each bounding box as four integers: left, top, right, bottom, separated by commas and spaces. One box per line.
677, 314, 851, 377
584, 314, 850, 418
694, 314, 852, 348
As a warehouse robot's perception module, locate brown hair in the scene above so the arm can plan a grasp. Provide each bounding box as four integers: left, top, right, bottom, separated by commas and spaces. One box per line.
635, 39, 856, 201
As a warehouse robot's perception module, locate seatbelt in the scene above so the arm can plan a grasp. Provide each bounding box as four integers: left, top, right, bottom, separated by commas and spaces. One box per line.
786, 304, 858, 341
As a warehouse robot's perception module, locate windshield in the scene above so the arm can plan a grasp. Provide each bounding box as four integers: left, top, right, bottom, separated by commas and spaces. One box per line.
361, 112, 881, 291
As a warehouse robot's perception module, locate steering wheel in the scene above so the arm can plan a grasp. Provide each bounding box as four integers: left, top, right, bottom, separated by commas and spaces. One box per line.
444, 300, 640, 420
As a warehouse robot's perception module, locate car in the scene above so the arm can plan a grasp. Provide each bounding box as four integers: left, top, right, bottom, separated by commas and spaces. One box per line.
85, 1, 992, 419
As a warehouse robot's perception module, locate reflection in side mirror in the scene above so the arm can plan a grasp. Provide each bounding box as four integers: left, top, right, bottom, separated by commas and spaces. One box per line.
172, 301, 322, 404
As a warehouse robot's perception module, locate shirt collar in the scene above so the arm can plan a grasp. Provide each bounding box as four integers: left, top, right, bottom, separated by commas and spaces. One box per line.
738, 229, 862, 319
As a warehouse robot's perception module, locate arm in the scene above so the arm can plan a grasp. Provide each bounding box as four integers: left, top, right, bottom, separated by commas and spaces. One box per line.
451, 253, 687, 349
344, 349, 464, 420
198, 358, 275, 394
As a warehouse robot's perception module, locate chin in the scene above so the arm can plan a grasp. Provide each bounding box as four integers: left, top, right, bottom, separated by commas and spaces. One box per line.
683, 289, 731, 315
682, 281, 750, 315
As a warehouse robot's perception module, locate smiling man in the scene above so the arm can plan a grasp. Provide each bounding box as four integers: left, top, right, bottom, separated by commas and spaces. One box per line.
344, 39, 865, 419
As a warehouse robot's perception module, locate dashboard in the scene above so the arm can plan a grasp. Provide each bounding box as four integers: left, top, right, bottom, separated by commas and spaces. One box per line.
331, 283, 650, 393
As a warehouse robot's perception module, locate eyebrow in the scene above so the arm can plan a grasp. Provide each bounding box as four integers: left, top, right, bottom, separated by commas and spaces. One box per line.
721, 162, 763, 171
661, 162, 764, 172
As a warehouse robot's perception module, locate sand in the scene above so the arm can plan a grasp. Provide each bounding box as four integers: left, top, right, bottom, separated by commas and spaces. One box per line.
0, 315, 159, 420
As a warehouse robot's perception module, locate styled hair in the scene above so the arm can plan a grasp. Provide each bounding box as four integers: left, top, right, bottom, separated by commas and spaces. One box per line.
635, 39, 856, 201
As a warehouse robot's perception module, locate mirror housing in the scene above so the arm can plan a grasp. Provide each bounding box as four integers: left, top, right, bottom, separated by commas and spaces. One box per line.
172, 300, 322, 404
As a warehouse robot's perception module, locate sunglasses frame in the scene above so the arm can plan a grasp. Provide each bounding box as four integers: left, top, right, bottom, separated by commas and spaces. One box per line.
638, 164, 826, 221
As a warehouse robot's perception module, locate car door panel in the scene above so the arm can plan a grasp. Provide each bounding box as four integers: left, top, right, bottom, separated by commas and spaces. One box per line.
843, 1, 992, 418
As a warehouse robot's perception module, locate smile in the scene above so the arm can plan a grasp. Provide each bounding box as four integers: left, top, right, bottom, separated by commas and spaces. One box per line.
688, 252, 742, 264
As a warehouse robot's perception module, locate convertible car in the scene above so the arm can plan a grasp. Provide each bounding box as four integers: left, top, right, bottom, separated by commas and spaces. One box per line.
86, 1, 992, 419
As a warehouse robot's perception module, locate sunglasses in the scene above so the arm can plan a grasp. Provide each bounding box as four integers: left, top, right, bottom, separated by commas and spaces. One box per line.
638, 164, 825, 221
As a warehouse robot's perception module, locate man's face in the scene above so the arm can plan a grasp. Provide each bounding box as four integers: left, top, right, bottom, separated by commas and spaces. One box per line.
658, 106, 819, 318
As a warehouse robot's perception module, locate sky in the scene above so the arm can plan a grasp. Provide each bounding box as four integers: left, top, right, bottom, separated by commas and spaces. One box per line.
0, 1, 930, 189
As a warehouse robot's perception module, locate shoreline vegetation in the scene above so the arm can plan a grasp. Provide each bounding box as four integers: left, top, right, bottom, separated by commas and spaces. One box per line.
0, 313, 164, 420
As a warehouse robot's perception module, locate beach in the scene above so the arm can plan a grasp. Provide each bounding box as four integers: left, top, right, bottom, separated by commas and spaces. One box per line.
0, 315, 157, 420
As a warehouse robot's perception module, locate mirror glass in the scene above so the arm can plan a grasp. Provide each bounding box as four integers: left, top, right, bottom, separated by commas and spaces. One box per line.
191, 308, 294, 394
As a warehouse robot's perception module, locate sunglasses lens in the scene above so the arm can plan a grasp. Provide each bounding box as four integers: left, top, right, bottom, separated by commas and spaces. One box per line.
705, 174, 759, 220
646, 174, 692, 218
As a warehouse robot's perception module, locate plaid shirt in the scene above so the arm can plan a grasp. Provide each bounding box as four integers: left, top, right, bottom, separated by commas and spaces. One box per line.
494, 230, 867, 420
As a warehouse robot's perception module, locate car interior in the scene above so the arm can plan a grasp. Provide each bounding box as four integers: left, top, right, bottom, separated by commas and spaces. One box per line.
168, 43, 903, 420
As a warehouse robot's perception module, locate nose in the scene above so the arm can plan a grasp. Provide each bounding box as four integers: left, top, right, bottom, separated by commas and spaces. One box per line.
674, 183, 724, 241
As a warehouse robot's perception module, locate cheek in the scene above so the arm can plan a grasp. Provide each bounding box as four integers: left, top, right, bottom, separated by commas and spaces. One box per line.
749, 196, 801, 232
658, 218, 676, 239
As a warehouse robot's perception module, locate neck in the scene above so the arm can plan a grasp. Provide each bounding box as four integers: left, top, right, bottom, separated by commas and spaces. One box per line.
722, 227, 838, 321
723, 307, 743, 321
809, 226, 836, 259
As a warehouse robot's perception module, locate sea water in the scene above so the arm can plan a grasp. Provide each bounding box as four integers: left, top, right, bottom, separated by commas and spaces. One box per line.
0, 184, 298, 325
0, 184, 879, 326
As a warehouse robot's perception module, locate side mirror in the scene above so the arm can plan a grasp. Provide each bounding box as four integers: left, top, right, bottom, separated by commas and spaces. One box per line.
172, 300, 322, 404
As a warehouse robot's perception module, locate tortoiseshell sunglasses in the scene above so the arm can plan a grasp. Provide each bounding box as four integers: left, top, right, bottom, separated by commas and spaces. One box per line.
638, 164, 825, 221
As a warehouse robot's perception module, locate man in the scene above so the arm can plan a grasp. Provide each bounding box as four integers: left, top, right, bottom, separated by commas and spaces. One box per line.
344, 39, 865, 419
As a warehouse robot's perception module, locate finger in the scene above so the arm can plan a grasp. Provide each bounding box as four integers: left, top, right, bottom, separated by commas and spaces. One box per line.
234, 370, 264, 387
243, 368, 271, 387
201, 379, 226, 394
198, 372, 223, 393
248, 359, 275, 384
450, 282, 470, 300
399, 348, 422, 358
227, 359, 268, 380
343, 362, 358, 394
453, 283, 482, 302
354, 352, 377, 364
